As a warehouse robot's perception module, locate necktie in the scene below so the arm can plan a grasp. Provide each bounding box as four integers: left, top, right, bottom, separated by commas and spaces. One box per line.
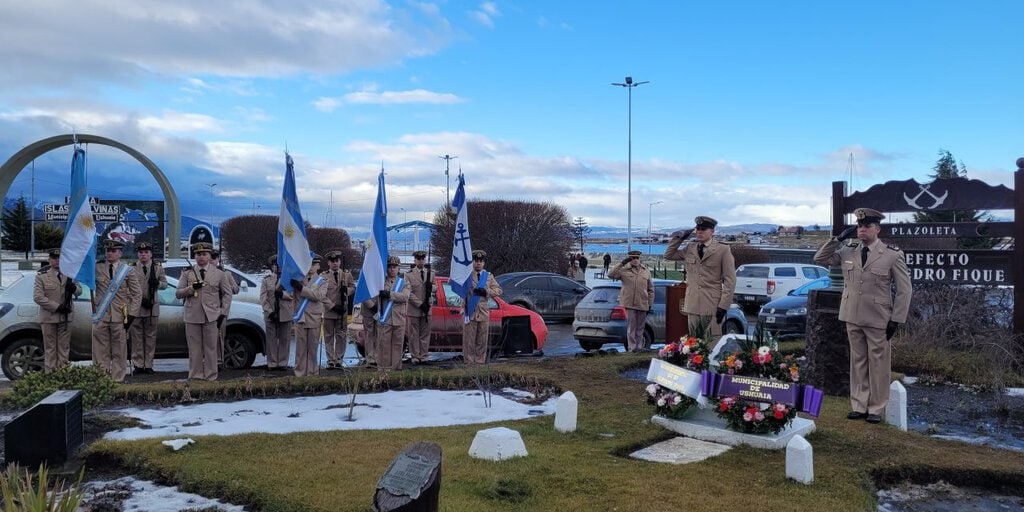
421, 269, 425, 281
143, 265, 148, 276
698, 244, 706, 259
333, 271, 339, 284
861, 246, 869, 267
108, 264, 113, 279
200, 268, 206, 282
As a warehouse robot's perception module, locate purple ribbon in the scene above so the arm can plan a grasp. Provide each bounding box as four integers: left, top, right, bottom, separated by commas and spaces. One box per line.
700, 371, 822, 417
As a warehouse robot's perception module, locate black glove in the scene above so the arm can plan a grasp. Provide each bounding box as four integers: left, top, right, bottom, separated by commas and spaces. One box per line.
886, 321, 900, 341
65, 278, 76, 293
472, 288, 487, 297
290, 279, 303, 293
331, 304, 346, 315
836, 225, 857, 241
217, 314, 225, 329
420, 301, 431, 313
274, 288, 284, 299
192, 280, 204, 290
621, 258, 632, 267
379, 289, 391, 300
672, 228, 694, 241
268, 311, 279, 323
715, 308, 727, 325
141, 298, 153, 309
338, 284, 347, 294
125, 315, 136, 330
56, 304, 71, 315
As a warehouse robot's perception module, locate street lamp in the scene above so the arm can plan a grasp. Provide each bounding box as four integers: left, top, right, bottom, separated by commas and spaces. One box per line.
439, 154, 458, 208
648, 200, 662, 236
611, 76, 649, 251
205, 183, 217, 228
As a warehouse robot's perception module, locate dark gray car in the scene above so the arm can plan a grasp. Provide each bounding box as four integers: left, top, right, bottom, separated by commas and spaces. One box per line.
496, 272, 590, 323
573, 279, 748, 351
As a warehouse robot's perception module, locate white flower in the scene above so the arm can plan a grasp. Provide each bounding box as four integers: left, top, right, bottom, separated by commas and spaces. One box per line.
646, 384, 659, 396
755, 411, 765, 421
657, 397, 666, 407
681, 345, 691, 354
758, 346, 771, 356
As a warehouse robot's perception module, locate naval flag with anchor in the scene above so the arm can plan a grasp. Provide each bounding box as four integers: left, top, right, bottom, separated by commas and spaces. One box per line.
448, 173, 473, 298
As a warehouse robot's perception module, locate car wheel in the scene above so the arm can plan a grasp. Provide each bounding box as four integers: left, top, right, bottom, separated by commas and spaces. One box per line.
222, 331, 258, 370
578, 340, 602, 351
723, 319, 743, 335
2, 337, 44, 380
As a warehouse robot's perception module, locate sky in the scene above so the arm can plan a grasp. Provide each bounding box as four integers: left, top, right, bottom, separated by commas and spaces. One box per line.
0, 1, 1021, 239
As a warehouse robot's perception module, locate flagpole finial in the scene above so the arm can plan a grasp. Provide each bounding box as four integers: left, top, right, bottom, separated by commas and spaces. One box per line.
285, 140, 289, 154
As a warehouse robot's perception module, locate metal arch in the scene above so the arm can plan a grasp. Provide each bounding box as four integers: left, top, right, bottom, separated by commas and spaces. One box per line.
386, 220, 437, 232
0, 133, 182, 257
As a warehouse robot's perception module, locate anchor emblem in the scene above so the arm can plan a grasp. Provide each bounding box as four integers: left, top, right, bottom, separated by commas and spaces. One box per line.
452, 223, 472, 265
903, 183, 948, 210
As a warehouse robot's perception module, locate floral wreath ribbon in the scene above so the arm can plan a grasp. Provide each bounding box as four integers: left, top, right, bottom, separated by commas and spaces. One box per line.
699, 371, 824, 417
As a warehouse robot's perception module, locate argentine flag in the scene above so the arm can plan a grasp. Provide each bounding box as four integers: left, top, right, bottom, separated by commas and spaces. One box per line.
354, 170, 388, 304
277, 153, 312, 291
448, 173, 473, 297
59, 147, 96, 290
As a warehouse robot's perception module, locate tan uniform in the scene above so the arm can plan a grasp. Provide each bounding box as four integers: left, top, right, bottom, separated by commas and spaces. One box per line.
130, 261, 167, 371
33, 268, 80, 371
175, 264, 232, 380
91, 261, 142, 382
217, 269, 241, 364
664, 238, 737, 336
260, 273, 295, 370
322, 269, 355, 366
375, 275, 410, 370
815, 238, 912, 415
405, 266, 434, 363
462, 272, 502, 364
359, 300, 379, 365
293, 273, 327, 377
608, 262, 655, 351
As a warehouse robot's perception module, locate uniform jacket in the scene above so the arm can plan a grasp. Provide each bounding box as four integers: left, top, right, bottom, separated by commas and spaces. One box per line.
175, 264, 233, 324
322, 269, 355, 319
405, 266, 435, 318
465, 271, 501, 323
294, 272, 327, 327
376, 274, 410, 327
608, 263, 655, 311
132, 260, 168, 317
33, 267, 81, 323
664, 238, 737, 315
92, 260, 143, 323
259, 273, 295, 321
814, 238, 912, 329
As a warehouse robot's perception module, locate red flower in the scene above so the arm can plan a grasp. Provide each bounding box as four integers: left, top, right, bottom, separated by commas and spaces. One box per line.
774, 409, 785, 420
691, 354, 704, 365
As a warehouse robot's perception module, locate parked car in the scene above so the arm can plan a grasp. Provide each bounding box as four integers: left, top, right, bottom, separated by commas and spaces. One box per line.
495, 272, 590, 322
162, 259, 261, 305
0, 271, 266, 380
573, 279, 749, 351
734, 263, 829, 309
757, 276, 831, 339
350, 276, 547, 357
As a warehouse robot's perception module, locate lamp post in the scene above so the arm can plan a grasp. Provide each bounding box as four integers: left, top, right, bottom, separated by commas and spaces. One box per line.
648, 200, 662, 255
611, 76, 649, 251
205, 183, 217, 228
439, 154, 458, 209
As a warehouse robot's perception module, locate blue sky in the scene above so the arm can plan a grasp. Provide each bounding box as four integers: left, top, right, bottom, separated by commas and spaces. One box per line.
0, 1, 1021, 238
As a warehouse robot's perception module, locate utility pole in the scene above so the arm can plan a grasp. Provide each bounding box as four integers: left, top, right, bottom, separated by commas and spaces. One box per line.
611, 76, 649, 251
439, 154, 458, 209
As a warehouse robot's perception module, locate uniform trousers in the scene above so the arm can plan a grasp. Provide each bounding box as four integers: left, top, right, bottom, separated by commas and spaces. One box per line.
406, 314, 431, 361
41, 322, 71, 371
625, 309, 648, 351
362, 316, 378, 364
294, 325, 320, 377
462, 318, 489, 364
377, 323, 405, 370
130, 315, 158, 370
323, 317, 346, 365
687, 313, 723, 337
265, 319, 292, 369
92, 321, 128, 382
846, 323, 891, 415
185, 321, 219, 380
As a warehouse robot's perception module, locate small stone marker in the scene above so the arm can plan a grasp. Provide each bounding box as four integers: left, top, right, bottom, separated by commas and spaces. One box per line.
468, 427, 528, 461
785, 435, 813, 485
630, 436, 731, 464
372, 442, 442, 512
885, 381, 908, 431
554, 391, 578, 432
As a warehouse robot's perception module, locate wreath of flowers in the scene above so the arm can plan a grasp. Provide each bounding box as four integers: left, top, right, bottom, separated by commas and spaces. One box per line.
645, 335, 713, 419
712, 331, 803, 435
645, 383, 692, 420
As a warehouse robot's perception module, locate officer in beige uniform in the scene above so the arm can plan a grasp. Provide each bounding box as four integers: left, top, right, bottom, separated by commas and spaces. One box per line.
33, 249, 81, 371
91, 240, 142, 383
608, 250, 655, 351
374, 256, 410, 370
212, 250, 240, 366
405, 250, 434, 364
175, 242, 233, 380
130, 242, 167, 374
322, 251, 355, 369
664, 216, 737, 336
359, 295, 379, 367
462, 250, 502, 364
260, 254, 294, 371
291, 254, 326, 377
814, 207, 912, 424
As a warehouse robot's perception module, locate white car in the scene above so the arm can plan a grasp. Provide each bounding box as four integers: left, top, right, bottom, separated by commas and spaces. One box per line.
161, 259, 261, 305
0, 271, 266, 380
734, 263, 830, 309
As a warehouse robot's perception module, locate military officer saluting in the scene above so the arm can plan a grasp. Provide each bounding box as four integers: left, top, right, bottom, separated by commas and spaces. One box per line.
664, 216, 737, 336
462, 250, 502, 364
175, 242, 233, 380
91, 240, 143, 382
608, 250, 654, 352
260, 254, 294, 371
405, 250, 434, 364
130, 242, 167, 374
292, 254, 327, 377
322, 251, 355, 369
33, 248, 81, 372
814, 207, 912, 424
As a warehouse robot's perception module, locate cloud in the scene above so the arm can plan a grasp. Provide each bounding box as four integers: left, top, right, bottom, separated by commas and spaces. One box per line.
313, 89, 464, 111
470, 2, 500, 28
138, 110, 224, 133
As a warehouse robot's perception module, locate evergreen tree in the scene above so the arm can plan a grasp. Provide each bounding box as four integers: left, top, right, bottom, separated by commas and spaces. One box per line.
912, 149, 993, 249
34, 223, 65, 251
570, 217, 591, 252
2, 195, 32, 256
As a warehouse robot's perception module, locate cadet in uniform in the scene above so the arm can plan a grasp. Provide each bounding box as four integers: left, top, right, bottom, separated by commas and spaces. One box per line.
359, 294, 379, 367
33, 248, 81, 371
814, 207, 912, 424
664, 216, 737, 336
292, 254, 326, 377
462, 250, 502, 364
130, 242, 167, 374
91, 240, 142, 382
260, 254, 294, 371
405, 250, 434, 364
608, 250, 655, 351
322, 251, 355, 368
175, 242, 233, 380
375, 256, 410, 370
211, 250, 240, 367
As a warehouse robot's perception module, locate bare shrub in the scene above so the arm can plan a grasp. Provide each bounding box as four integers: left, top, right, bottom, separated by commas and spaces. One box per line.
730, 244, 770, 268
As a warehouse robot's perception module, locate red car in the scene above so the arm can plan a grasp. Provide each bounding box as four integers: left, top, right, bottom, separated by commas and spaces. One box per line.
353, 276, 547, 356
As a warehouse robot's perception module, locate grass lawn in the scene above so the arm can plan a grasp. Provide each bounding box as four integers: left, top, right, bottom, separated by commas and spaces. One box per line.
83, 355, 1024, 512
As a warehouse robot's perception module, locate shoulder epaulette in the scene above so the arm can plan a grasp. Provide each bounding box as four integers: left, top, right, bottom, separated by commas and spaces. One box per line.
885, 243, 902, 252
37, 267, 48, 274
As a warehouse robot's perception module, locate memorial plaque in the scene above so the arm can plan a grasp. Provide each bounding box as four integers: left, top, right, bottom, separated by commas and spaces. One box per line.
378, 453, 439, 500
903, 250, 1013, 285
715, 375, 801, 406
646, 359, 702, 399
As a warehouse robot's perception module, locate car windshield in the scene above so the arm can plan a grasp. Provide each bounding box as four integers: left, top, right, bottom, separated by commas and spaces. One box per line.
585, 287, 620, 304
793, 277, 830, 296
737, 266, 769, 278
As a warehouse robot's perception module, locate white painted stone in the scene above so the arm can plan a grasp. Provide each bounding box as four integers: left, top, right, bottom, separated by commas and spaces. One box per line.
468, 427, 528, 461
885, 381, 908, 431
630, 436, 731, 464
651, 408, 816, 450
554, 391, 578, 432
785, 435, 814, 484
161, 438, 195, 451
